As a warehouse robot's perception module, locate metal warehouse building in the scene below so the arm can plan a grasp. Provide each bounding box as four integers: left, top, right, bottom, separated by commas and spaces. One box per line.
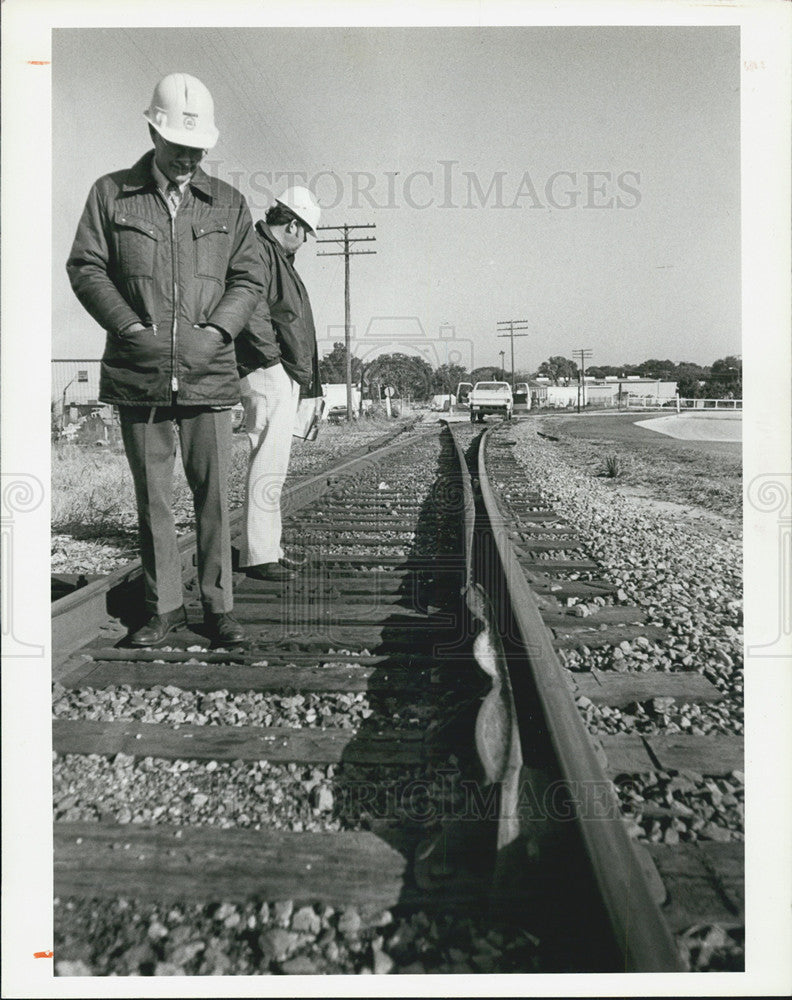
52, 359, 102, 408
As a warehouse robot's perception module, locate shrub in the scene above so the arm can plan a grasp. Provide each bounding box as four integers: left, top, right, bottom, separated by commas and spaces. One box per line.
603, 453, 625, 478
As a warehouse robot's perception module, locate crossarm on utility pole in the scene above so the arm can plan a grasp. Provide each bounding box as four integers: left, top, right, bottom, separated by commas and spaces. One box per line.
497, 319, 530, 388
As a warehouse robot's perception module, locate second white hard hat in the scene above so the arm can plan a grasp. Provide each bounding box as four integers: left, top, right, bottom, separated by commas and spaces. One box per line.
276, 186, 321, 235
144, 73, 219, 150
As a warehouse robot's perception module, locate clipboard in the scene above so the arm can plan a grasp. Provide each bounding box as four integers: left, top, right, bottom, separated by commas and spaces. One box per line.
293, 351, 325, 441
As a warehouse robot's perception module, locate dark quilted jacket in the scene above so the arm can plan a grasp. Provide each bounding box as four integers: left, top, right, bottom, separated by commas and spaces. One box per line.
234, 221, 318, 390
66, 150, 264, 406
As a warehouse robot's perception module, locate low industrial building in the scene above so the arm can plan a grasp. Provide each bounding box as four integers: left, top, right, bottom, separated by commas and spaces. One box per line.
530, 376, 677, 409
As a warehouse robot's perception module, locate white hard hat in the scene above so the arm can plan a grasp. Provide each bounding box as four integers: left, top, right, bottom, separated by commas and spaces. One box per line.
144, 73, 219, 150
276, 186, 321, 235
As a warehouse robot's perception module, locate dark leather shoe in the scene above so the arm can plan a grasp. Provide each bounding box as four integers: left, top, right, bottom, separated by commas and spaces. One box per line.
246, 562, 296, 581
204, 611, 247, 644
128, 606, 188, 647
279, 552, 306, 571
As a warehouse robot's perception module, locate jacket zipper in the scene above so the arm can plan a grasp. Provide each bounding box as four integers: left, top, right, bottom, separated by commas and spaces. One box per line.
170, 211, 179, 393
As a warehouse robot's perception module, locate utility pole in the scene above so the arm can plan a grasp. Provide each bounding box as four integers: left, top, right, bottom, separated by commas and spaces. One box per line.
499, 349, 505, 380
496, 320, 529, 388
574, 349, 593, 413
317, 223, 377, 420
60, 369, 89, 430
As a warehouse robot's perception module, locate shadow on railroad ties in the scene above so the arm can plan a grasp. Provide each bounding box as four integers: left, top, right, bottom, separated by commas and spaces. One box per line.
317, 427, 496, 962
423, 426, 621, 972
324, 427, 617, 972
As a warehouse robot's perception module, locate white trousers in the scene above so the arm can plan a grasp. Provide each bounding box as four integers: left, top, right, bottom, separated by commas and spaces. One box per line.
239, 362, 301, 567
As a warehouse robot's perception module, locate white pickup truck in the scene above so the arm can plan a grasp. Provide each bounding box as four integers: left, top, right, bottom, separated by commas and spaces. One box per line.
469, 381, 513, 422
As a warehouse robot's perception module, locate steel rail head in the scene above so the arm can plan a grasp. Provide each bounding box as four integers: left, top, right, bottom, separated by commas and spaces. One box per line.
445, 423, 525, 844
476, 424, 685, 973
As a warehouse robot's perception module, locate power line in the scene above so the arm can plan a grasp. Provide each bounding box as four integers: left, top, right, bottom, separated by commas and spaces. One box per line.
121, 28, 168, 77
317, 223, 377, 420
234, 31, 308, 166
214, 30, 305, 173
313, 252, 345, 330
194, 34, 271, 178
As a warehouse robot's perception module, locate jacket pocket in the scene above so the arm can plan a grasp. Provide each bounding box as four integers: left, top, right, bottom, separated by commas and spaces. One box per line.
113, 210, 159, 278
105, 326, 166, 374
193, 217, 230, 283
187, 323, 232, 377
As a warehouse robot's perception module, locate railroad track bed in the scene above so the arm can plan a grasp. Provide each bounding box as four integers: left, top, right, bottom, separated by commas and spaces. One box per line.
51, 427, 558, 976
51, 419, 420, 585
480, 421, 744, 971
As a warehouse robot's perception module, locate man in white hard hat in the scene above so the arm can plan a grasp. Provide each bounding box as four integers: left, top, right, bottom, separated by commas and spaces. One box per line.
235, 187, 322, 580
67, 73, 264, 646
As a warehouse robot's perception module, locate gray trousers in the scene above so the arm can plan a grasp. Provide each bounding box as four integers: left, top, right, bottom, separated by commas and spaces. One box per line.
119, 405, 233, 615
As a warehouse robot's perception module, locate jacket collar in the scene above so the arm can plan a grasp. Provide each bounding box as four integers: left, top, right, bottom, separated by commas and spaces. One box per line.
121, 150, 214, 200
256, 219, 296, 263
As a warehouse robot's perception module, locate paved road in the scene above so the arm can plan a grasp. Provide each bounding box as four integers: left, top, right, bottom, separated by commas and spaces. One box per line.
423, 408, 742, 450
637, 412, 741, 442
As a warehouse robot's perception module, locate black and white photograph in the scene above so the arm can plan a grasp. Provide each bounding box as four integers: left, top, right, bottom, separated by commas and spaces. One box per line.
2, 0, 791, 995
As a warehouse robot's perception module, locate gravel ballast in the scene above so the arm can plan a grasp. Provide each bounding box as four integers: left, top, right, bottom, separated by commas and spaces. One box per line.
53, 428, 534, 975
53, 754, 474, 833
52, 684, 445, 731
54, 897, 545, 975
505, 423, 742, 715
501, 420, 743, 970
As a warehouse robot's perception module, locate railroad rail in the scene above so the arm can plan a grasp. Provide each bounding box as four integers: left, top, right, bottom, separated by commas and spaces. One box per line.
474, 420, 744, 971
50, 419, 740, 973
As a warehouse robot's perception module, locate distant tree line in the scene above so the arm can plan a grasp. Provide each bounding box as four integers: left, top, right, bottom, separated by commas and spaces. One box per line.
319, 341, 742, 402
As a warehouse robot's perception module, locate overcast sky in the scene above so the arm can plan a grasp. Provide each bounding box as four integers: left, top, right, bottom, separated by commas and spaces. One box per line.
53, 25, 740, 372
